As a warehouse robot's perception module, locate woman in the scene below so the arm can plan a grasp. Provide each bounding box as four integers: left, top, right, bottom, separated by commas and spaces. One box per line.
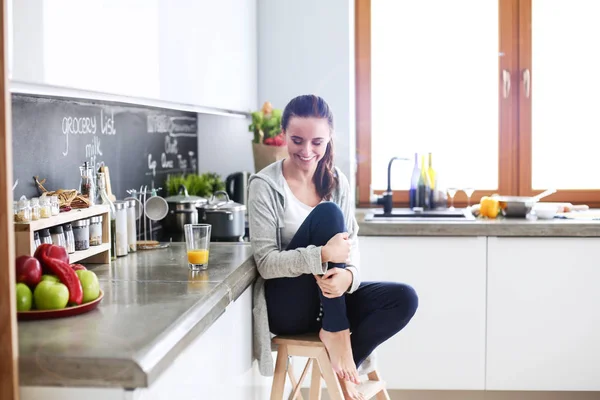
248, 95, 418, 400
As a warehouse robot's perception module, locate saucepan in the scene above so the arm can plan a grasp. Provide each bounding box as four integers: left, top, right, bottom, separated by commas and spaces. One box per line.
493, 189, 556, 218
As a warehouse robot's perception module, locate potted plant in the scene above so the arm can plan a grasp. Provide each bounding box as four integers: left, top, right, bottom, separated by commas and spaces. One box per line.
249, 101, 288, 172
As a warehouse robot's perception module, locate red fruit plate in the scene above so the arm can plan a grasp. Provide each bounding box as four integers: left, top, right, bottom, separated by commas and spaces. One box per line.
17, 290, 104, 321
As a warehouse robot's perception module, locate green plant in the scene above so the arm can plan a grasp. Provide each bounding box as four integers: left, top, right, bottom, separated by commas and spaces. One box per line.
249, 101, 285, 146
166, 173, 225, 198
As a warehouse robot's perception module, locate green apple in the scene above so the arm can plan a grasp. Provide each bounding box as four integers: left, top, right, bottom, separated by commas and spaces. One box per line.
40, 275, 60, 283
76, 270, 100, 303
33, 280, 69, 310
15, 282, 32, 312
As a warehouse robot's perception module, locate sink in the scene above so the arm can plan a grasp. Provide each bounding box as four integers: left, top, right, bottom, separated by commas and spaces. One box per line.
364, 208, 476, 222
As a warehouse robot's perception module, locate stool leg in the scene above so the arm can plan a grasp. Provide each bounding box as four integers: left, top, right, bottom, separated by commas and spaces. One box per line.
315, 349, 344, 400
367, 370, 391, 400
270, 345, 289, 400
309, 359, 322, 400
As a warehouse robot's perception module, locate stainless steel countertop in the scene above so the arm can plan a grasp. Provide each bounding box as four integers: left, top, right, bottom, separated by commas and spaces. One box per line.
357, 208, 600, 237
18, 243, 256, 389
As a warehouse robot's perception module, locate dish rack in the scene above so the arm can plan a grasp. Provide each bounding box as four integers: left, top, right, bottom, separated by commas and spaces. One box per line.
14, 204, 111, 264
126, 185, 163, 243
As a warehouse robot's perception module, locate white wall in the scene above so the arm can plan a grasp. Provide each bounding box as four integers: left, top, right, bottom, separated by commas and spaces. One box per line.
257, 0, 356, 193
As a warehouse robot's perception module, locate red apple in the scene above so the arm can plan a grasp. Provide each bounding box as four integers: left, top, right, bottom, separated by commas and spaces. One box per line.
71, 264, 87, 271
15, 255, 42, 288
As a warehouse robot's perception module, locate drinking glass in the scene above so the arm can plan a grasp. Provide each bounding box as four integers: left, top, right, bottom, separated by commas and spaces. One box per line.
184, 224, 212, 270
447, 187, 458, 210
463, 187, 475, 207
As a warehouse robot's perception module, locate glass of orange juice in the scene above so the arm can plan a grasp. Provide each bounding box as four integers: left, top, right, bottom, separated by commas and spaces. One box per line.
183, 224, 211, 270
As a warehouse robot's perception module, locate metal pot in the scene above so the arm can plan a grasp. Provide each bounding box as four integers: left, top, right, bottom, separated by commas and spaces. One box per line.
198, 191, 246, 240
164, 185, 208, 232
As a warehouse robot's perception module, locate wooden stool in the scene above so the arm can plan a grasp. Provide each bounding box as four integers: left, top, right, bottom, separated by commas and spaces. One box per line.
270, 334, 390, 400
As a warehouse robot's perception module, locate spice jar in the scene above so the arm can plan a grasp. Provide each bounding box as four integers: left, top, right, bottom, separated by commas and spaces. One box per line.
89, 215, 103, 246
63, 223, 76, 254
73, 219, 90, 251
39, 229, 52, 244
50, 225, 66, 248
50, 195, 60, 216
14, 197, 31, 223
30, 198, 41, 221
114, 201, 128, 257
39, 196, 51, 218
33, 231, 41, 249
126, 199, 137, 252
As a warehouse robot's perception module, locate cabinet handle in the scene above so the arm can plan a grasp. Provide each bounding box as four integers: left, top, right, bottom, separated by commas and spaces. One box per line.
523, 68, 531, 98
502, 69, 511, 99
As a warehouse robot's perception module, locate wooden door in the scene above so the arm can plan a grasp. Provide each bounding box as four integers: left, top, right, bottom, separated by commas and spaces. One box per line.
0, 0, 19, 398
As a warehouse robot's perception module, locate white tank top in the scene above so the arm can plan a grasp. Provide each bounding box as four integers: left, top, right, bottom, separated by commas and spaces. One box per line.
281, 179, 315, 249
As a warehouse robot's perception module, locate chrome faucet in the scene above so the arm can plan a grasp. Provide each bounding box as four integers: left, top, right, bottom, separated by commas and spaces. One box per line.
381, 156, 410, 215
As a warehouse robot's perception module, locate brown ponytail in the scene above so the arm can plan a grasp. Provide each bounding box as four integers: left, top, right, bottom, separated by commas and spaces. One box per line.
281, 94, 338, 200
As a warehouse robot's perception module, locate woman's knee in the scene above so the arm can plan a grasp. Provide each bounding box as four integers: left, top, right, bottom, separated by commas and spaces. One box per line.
393, 283, 419, 323
312, 202, 344, 226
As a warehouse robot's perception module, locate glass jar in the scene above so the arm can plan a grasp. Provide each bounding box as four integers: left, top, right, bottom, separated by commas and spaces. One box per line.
97, 172, 117, 261
39, 196, 51, 219
38, 228, 52, 244
30, 197, 41, 221
73, 219, 90, 251
50, 225, 66, 248
63, 223, 76, 254
33, 231, 41, 249
50, 195, 60, 216
89, 215, 103, 246
126, 199, 137, 252
14, 197, 31, 223
114, 201, 128, 257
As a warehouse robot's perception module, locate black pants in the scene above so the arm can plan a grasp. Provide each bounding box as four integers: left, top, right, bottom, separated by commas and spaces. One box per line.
265, 202, 419, 368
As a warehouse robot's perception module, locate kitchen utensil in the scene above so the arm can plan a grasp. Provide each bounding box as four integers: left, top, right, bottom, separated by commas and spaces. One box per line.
533, 203, 560, 220
225, 171, 251, 208
145, 193, 169, 221
492, 189, 556, 218
198, 190, 246, 240
163, 184, 208, 233
184, 224, 212, 270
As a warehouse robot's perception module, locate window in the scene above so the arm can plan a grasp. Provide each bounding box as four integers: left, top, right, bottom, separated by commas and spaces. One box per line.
356, 0, 600, 207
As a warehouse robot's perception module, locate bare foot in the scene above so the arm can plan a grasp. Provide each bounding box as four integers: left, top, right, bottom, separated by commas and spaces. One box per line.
338, 376, 365, 400
319, 328, 360, 384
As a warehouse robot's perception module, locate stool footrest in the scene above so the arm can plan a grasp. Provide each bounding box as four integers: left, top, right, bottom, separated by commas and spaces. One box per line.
357, 379, 387, 398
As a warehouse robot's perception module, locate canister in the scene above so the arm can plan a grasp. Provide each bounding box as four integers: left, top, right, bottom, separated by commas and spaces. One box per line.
114, 201, 128, 257
72, 219, 90, 251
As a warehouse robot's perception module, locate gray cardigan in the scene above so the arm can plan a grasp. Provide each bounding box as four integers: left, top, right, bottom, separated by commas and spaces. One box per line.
248, 160, 376, 376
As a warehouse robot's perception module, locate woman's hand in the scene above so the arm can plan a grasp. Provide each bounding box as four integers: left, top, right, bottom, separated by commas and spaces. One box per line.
321, 232, 351, 263
315, 268, 353, 298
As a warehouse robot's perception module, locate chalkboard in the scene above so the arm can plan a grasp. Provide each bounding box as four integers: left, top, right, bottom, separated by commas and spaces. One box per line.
11, 94, 198, 200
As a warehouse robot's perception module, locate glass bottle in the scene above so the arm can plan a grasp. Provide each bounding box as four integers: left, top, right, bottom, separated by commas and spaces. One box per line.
50, 225, 66, 248
417, 154, 431, 209
97, 172, 117, 260
427, 153, 437, 208
30, 197, 41, 221
33, 231, 41, 249
39, 196, 51, 218
39, 229, 53, 245
79, 162, 96, 206
63, 223, 76, 254
409, 153, 420, 209
50, 195, 60, 216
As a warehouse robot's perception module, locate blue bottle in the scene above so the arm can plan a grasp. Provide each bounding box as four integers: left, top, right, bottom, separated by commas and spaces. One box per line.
409, 153, 420, 209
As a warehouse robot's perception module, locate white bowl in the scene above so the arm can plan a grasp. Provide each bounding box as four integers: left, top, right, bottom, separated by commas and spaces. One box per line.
534, 204, 559, 220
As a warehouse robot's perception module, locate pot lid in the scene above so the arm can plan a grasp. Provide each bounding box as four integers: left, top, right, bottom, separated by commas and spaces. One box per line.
201, 190, 246, 212
164, 184, 207, 204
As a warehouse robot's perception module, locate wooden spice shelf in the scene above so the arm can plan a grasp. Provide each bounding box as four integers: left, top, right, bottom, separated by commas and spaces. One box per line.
14, 204, 112, 264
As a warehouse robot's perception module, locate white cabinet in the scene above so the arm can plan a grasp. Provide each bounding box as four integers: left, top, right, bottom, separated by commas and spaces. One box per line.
11, 0, 257, 111
157, 0, 257, 111
486, 237, 600, 391
12, 0, 161, 99
358, 236, 487, 390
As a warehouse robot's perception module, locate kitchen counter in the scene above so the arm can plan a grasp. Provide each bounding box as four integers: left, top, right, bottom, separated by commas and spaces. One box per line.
356, 208, 600, 237
18, 243, 256, 389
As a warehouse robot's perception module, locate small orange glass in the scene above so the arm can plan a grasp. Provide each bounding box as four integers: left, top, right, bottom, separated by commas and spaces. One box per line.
184, 224, 211, 270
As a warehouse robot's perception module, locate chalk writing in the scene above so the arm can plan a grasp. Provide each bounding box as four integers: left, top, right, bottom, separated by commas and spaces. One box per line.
177, 154, 188, 170
165, 136, 178, 155
161, 153, 174, 168
62, 115, 97, 156
147, 115, 197, 138
148, 154, 157, 177
101, 109, 116, 135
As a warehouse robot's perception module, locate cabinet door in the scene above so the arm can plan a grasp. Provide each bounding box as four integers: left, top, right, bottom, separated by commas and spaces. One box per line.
358, 236, 487, 390
486, 237, 600, 390
12, 0, 162, 99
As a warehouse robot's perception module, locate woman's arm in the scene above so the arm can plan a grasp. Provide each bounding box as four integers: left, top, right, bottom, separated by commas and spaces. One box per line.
248, 178, 328, 279
337, 171, 361, 294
